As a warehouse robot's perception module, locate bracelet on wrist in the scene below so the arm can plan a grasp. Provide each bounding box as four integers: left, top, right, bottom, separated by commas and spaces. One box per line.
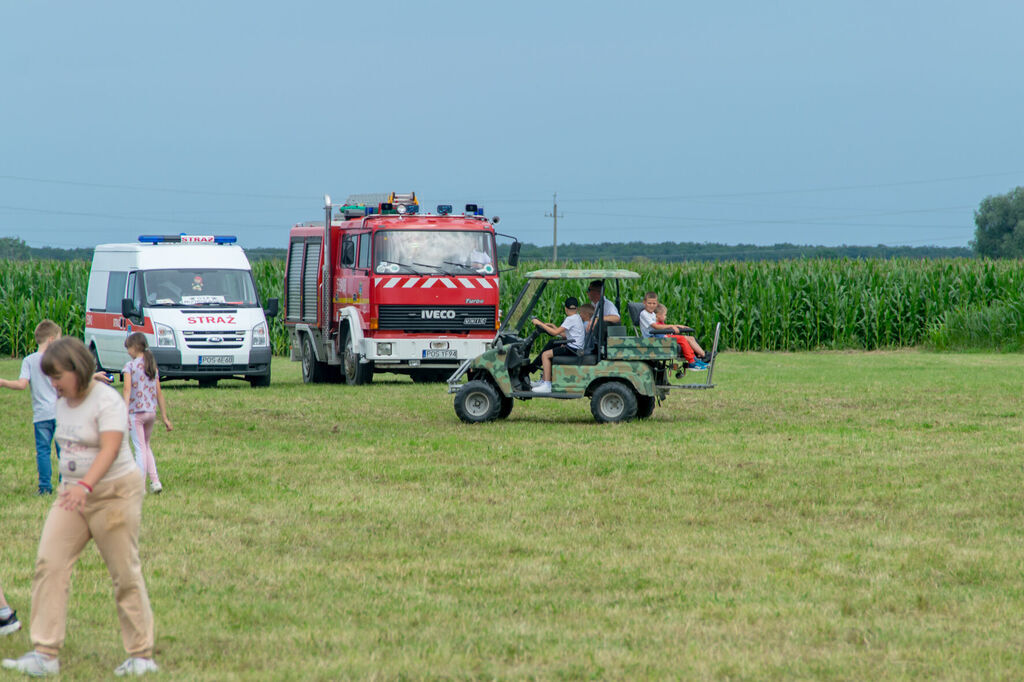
76, 481, 93, 493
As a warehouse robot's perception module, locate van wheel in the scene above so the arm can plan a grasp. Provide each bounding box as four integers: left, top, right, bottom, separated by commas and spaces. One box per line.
247, 370, 271, 387
301, 335, 327, 384
455, 380, 501, 423
637, 395, 656, 419
590, 381, 638, 423
343, 330, 372, 386
89, 344, 104, 373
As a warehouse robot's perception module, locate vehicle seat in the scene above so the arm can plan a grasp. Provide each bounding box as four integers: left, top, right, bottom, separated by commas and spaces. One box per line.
552, 353, 599, 366
607, 325, 627, 337
626, 302, 645, 336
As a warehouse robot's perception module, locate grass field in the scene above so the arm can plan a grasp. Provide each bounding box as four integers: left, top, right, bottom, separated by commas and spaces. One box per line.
1, 352, 1023, 680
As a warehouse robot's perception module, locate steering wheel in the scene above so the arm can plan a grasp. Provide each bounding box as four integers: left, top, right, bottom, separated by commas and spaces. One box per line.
521, 327, 542, 350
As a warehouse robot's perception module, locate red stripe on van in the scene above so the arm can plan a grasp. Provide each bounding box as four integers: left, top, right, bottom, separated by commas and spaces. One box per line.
85, 312, 155, 334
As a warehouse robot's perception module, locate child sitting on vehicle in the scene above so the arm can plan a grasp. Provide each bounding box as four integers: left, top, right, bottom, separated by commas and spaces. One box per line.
638, 293, 709, 369
527, 297, 588, 393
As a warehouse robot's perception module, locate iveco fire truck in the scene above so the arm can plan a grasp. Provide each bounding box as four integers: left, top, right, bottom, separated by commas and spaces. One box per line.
283, 192, 520, 384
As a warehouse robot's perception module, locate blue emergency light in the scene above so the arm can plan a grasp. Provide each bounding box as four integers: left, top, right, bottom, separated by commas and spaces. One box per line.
465, 204, 484, 216
437, 204, 453, 215
138, 234, 237, 244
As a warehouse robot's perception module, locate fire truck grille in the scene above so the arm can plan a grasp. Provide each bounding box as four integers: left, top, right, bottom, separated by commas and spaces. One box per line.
183, 330, 246, 349
377, 305, 495, 332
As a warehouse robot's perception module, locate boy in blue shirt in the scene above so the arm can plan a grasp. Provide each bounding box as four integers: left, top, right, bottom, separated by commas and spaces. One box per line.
0, 320, 62, 495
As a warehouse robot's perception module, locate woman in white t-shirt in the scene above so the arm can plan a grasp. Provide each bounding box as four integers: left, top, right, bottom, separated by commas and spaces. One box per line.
2, 338, 158, 678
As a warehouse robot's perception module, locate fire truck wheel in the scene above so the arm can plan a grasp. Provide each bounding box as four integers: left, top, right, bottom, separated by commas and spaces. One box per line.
590, 381, 638, 424
301, 335, 328, 384
454, 380, 502, 423
343, 330, 373, 385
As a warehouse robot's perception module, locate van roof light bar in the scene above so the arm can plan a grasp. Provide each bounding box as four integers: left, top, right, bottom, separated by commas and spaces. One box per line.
138, 234, 236, 244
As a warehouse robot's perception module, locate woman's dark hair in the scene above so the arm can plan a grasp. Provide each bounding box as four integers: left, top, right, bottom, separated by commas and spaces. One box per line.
125, 332, 158, 380
41, 337, 96, 397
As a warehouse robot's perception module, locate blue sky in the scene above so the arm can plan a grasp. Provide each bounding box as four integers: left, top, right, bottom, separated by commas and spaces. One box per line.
2, 1, 1022, 251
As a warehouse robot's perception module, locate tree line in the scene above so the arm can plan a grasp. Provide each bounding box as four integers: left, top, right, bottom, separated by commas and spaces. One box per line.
5, 181, 1024, 261
0, 236, 973, 264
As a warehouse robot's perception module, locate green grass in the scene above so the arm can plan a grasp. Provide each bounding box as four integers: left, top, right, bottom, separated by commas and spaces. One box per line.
2, 353, 1023, 680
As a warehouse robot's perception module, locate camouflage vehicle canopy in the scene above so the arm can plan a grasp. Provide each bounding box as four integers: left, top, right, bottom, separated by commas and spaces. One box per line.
449, 269, 720, 424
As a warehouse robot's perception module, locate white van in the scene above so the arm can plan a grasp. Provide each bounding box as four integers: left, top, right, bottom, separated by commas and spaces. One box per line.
84, 235, 279, 387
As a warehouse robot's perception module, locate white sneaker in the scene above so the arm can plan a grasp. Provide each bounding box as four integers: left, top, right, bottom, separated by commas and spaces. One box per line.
150, 481, 162, 494
0, 609, 21, 635
114, 657, 159, 676
530, 379, 544, 388
532, 381, 552, 394
2, 651, 59, 676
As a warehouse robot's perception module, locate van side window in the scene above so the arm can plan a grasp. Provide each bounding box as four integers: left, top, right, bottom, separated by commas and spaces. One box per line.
106, 271, 128, 312
357, 233, 371, 269
127, 272, 143, 309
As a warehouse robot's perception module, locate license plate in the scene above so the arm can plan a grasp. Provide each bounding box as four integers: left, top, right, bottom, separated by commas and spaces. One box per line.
422, 349, 457, 359
199, 355, 233, 365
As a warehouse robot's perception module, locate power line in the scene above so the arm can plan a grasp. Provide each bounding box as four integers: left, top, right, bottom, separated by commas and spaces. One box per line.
0, 174, 312, 201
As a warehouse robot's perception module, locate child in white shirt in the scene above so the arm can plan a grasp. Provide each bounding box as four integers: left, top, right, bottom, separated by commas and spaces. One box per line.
528, 296, 587, 393
639, 293, 709, 368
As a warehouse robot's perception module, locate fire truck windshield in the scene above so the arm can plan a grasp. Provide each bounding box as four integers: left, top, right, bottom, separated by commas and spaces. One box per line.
374, 230, 495, 275
141, 269, 260, 307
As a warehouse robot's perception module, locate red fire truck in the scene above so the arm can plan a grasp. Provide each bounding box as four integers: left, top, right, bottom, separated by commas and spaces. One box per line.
283, 192, 520, 384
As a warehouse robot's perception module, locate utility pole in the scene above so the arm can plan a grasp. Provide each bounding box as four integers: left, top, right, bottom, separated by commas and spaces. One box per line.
545, 192, 564, 264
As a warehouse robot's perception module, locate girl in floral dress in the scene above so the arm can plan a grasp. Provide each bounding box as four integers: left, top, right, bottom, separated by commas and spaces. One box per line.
122, 333, 172, 493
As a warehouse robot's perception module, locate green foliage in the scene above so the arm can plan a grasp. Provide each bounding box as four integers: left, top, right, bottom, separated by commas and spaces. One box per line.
499, 240, 974, 262
0, 260, 88, 356
4, 257, 1023, 358
502, 258, 1024, 352
971, 186, 1024, 258
925, 300, 1024, 352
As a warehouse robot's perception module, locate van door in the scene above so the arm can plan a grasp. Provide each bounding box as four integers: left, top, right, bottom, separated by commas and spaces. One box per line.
95, 270, 129, 368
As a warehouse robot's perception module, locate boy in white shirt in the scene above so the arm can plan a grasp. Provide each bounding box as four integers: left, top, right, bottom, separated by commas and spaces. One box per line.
0, 320, 62, 495
528, 297, 586, 394
638, 293, 709, 369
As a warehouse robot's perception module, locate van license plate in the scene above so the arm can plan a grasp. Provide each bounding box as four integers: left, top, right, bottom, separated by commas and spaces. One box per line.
199, 355, 233, 365
422, 349, 457, 359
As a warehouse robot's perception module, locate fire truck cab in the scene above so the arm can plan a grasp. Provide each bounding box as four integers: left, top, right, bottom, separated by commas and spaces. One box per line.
284, 193, 519, 384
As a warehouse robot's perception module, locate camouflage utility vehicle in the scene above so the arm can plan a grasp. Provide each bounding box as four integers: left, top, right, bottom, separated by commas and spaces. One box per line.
448, 269, 720, 423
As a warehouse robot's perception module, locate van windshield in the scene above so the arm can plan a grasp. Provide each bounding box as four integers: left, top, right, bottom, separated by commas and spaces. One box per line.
141, 269, 259, 307
374, 230, 496, 275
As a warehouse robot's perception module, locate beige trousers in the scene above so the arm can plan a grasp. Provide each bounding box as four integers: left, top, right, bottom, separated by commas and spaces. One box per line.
30, 471, 154, 658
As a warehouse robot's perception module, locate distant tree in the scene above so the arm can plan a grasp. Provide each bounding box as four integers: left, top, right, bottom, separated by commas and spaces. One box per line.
972, 187, 1024, 258
0, 237, 31, 259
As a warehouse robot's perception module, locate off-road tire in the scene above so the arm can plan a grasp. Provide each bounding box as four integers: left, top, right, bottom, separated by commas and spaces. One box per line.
636, 394, 656, 419
343, 329, 373, 386
301, 334, 328, 384
497, 395, 514, 419
455, 380, 502, 423
590, 381, 638, 423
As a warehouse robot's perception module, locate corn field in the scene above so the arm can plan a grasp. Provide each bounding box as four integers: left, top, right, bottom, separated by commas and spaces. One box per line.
2, 257, 1023, 358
